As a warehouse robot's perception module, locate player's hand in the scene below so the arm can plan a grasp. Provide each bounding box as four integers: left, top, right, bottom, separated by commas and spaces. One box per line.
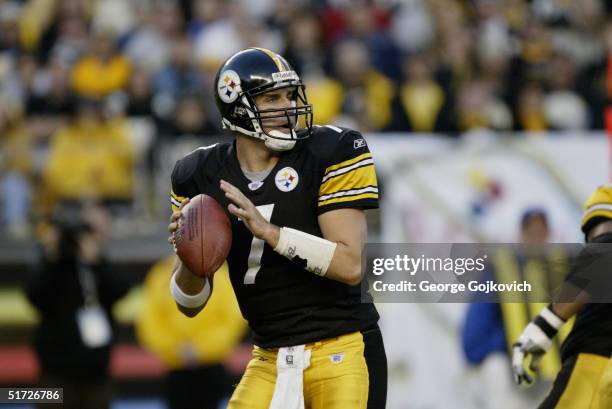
220, 179, 277, 243
168, 197, 190, 246
511, 305, 565, 385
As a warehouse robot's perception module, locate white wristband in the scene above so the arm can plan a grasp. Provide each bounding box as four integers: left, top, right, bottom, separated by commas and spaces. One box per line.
170, 272, 211, 308
541, 306, 565, 330
273, 227, 337, 276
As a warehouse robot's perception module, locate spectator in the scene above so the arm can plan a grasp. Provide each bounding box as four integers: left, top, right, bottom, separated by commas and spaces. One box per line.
390, 0, 435, 54
42, 97, 134, 208
192, 1, 282, 72
27, 56, 74, 116
543, 52, 589, 130
282, 11, 327, 79
514, 82, 549, 131
125, 66, 154, 117
574, 18, 612, 130
157, 92, 217, 140
186, 0, 223, 39
0, 1, 23, 54
136, 256, 248, 409
122, 1, 175, 74
340, 2, 401, 80
461, 208, 564, 409
282, 10, 343, 125
332, 39, 394, 131
456, 81, 513, 132
387, 53, 456, 133
25, 202, 130, 409
152, 35, 203, 114
71, 30, 131, 98
0, 102, 32, 238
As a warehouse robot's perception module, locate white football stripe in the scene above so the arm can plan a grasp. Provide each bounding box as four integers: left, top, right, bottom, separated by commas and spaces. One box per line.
321, 159, 374, 183
583, 204, 612, 219
319, 186, 378, 202
170, 196, 182, 207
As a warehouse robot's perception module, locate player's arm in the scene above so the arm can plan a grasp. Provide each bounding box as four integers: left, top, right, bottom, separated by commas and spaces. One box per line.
172, 257, 212, 317
316, 208, 367, 285
220, 179, 366, 284
168, 197, 213, 317
220, 180, 365, 285
512, 220, 612, 384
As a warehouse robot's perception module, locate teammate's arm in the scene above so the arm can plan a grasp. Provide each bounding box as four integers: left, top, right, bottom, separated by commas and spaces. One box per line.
512, 219, 612, 384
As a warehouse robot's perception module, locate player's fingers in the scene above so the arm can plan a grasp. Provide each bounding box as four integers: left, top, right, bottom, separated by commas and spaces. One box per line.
178, 197, 190, 209
224, 190, 251, 210
228, 203, 248, 218
511, 344, 526, 385
170, 211, 182, 222
220, 180, 249, 202
168, 221, 178, 233
529, 353, 543, 373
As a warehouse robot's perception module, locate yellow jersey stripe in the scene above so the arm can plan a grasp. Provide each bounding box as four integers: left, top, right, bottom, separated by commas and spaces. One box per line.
170, 190, 187, 212
318, 192, 379, 207
322, 158, 375, 183
253, 47, 284, 71
170, 190, 186, 201
324, 153, 372, 175
319, 165, 377, 196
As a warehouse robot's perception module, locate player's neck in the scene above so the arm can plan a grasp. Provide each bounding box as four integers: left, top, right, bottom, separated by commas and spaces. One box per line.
235, 135, 280, 172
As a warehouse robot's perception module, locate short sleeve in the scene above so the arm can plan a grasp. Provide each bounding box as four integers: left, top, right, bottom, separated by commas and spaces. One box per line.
169, 154, 200, 212
169, 189, 188, 213
317, 131, 379, 214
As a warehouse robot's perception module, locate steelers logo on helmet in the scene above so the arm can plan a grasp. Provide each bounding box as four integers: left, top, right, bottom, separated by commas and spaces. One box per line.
217, 70, 241, 103
275, 167, 299, 192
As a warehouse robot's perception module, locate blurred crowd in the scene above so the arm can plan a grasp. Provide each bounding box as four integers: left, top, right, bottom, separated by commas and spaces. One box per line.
1, 0, 611, 237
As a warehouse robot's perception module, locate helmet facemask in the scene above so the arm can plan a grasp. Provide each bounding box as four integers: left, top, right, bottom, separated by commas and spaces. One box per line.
224, 83, 313, 151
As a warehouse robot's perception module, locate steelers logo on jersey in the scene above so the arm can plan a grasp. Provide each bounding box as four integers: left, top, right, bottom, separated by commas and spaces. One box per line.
275, 167, 299, 192
218, 70, 241, 103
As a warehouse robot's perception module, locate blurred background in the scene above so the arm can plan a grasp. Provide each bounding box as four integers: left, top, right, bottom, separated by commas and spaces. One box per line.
0, 0, 610, 408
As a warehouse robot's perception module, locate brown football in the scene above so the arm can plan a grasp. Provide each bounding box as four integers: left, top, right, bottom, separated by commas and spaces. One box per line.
175, 194, 232, 278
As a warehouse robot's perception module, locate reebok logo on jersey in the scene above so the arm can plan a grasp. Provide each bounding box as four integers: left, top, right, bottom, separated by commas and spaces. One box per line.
248, 181, 264, 191
354, 138, 366, 149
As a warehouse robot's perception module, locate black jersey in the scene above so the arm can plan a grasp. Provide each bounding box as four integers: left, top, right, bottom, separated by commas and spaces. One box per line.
561, 236, 612, 361
561, 304, 612, 361
170, 125, 380, 348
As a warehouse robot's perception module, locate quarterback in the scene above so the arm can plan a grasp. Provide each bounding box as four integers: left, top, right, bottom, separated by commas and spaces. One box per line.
512, 185, 612, 408
167, 48, 387, 409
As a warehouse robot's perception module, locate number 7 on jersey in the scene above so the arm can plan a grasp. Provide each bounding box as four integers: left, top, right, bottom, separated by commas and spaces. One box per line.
243, 204, 274, 284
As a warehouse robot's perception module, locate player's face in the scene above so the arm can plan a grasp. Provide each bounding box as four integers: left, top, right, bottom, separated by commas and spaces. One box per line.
253, 87, 298, 133
521, 218, 549, 245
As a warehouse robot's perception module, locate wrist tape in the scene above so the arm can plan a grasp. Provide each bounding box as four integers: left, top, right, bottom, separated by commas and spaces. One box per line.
273, 227, 337, 276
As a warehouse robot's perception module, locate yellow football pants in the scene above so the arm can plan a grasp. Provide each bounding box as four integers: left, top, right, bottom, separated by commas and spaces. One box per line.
228, 331, 369, 409
540, 353, 612, 409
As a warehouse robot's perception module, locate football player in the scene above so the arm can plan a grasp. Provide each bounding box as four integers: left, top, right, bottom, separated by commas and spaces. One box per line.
167, 48, 387, 409
512, 185, 612, 408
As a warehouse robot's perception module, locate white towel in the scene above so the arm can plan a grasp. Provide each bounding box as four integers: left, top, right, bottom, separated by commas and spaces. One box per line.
268, 345, 311, 409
